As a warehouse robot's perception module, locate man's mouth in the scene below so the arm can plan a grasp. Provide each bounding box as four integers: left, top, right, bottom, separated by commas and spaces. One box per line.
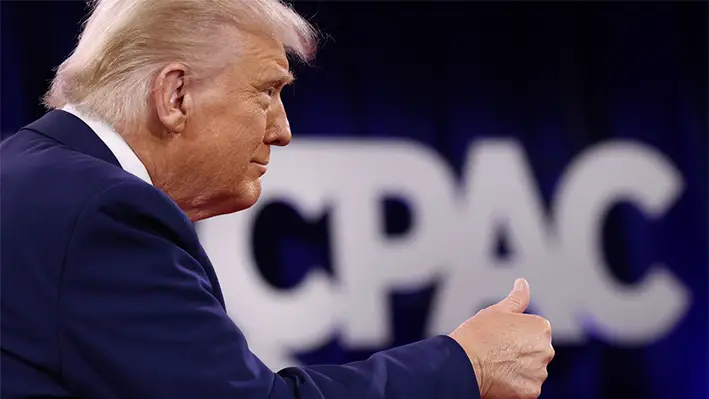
252, 161, 269, 174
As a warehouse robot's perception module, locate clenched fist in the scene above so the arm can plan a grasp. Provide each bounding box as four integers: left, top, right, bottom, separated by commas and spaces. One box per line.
449, 278, 554, 399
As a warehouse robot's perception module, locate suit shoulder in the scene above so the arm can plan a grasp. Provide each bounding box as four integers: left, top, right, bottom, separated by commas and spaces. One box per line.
1, 131, 192, 250
1, 129, 141, 204
79, 180, 194, 237
68, 181, 205, 277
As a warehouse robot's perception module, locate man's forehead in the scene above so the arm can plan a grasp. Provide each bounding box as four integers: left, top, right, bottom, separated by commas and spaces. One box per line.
239, 33, 294, 82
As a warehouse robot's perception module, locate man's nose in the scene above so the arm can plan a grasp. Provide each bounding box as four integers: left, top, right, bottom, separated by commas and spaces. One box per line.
264, 101, 292, 147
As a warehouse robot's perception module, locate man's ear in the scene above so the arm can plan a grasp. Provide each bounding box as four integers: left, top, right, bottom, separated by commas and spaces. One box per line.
153, 63, 189, 134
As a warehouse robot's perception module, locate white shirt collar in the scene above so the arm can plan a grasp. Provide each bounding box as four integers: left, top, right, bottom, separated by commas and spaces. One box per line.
61, 104, 153, 186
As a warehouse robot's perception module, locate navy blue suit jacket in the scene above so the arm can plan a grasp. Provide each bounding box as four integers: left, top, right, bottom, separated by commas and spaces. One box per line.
1, 110, 478, 398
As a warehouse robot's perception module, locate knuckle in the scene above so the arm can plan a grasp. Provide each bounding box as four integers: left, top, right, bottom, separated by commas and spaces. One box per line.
547, 345, 556, 361
515, 381, 542, 399
531, 386, 542, 398
530, 315, 551, 333
528, 384, 542, 398
529, 314, 550, 331
518, 386, 541, 399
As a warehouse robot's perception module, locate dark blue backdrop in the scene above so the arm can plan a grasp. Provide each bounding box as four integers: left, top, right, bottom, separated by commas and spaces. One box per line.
2, 1, 707, 398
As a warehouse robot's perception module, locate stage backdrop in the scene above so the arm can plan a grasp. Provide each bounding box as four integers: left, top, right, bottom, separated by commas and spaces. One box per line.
2, 2, 707, 399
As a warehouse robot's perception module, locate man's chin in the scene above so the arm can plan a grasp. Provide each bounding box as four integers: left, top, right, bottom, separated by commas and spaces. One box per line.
188, 180, 262, 221
232, 180, 262, 212
178, 178, 261, 222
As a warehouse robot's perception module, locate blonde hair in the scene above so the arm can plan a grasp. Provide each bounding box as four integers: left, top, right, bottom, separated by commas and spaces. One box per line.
43, 0, 317, 126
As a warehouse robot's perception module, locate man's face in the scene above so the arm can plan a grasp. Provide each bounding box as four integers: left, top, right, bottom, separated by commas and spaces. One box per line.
175, 33, 294, 217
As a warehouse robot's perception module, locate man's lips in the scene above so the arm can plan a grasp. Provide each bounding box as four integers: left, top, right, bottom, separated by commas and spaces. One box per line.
252, 160, 269, 174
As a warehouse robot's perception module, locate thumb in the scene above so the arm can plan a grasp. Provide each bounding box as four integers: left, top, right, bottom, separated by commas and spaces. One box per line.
493, 278, 530, 313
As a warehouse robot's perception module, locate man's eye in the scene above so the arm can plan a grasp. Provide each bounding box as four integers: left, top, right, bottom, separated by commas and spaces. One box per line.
265, 87, 276, 97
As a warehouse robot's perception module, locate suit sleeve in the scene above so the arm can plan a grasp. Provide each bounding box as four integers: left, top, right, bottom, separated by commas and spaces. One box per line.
59, 182, 479, 399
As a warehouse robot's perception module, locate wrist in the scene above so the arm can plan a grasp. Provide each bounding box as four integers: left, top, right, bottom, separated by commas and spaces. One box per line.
470, 352, 486, 397
447, 333, 486, 397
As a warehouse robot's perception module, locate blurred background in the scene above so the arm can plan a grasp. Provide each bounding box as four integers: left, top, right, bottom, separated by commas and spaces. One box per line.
2, 1, 707, 398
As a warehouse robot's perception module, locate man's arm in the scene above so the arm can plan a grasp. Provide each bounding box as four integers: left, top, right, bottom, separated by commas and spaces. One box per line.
59, 181, 479, 399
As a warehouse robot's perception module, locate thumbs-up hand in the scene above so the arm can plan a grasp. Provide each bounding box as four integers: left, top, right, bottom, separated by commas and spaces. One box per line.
449, 279, 554, 398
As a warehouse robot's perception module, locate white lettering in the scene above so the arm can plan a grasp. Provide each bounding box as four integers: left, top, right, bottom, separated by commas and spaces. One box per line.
553, 140, 690, 343
428, 140, 572, 338
197, 138, 690, 369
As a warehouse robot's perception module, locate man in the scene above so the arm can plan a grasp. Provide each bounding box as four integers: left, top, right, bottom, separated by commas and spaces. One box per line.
0, 0, 554, 398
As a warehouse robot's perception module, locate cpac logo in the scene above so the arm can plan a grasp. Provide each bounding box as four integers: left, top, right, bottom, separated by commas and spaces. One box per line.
197, 138, 690, 370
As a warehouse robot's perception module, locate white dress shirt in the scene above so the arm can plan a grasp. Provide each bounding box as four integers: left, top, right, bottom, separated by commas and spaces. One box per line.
61, 104, 153, 186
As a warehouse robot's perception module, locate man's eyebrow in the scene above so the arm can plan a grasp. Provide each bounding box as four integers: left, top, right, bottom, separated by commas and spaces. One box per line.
262, 67, 295, 87
281, 70, 295, 85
